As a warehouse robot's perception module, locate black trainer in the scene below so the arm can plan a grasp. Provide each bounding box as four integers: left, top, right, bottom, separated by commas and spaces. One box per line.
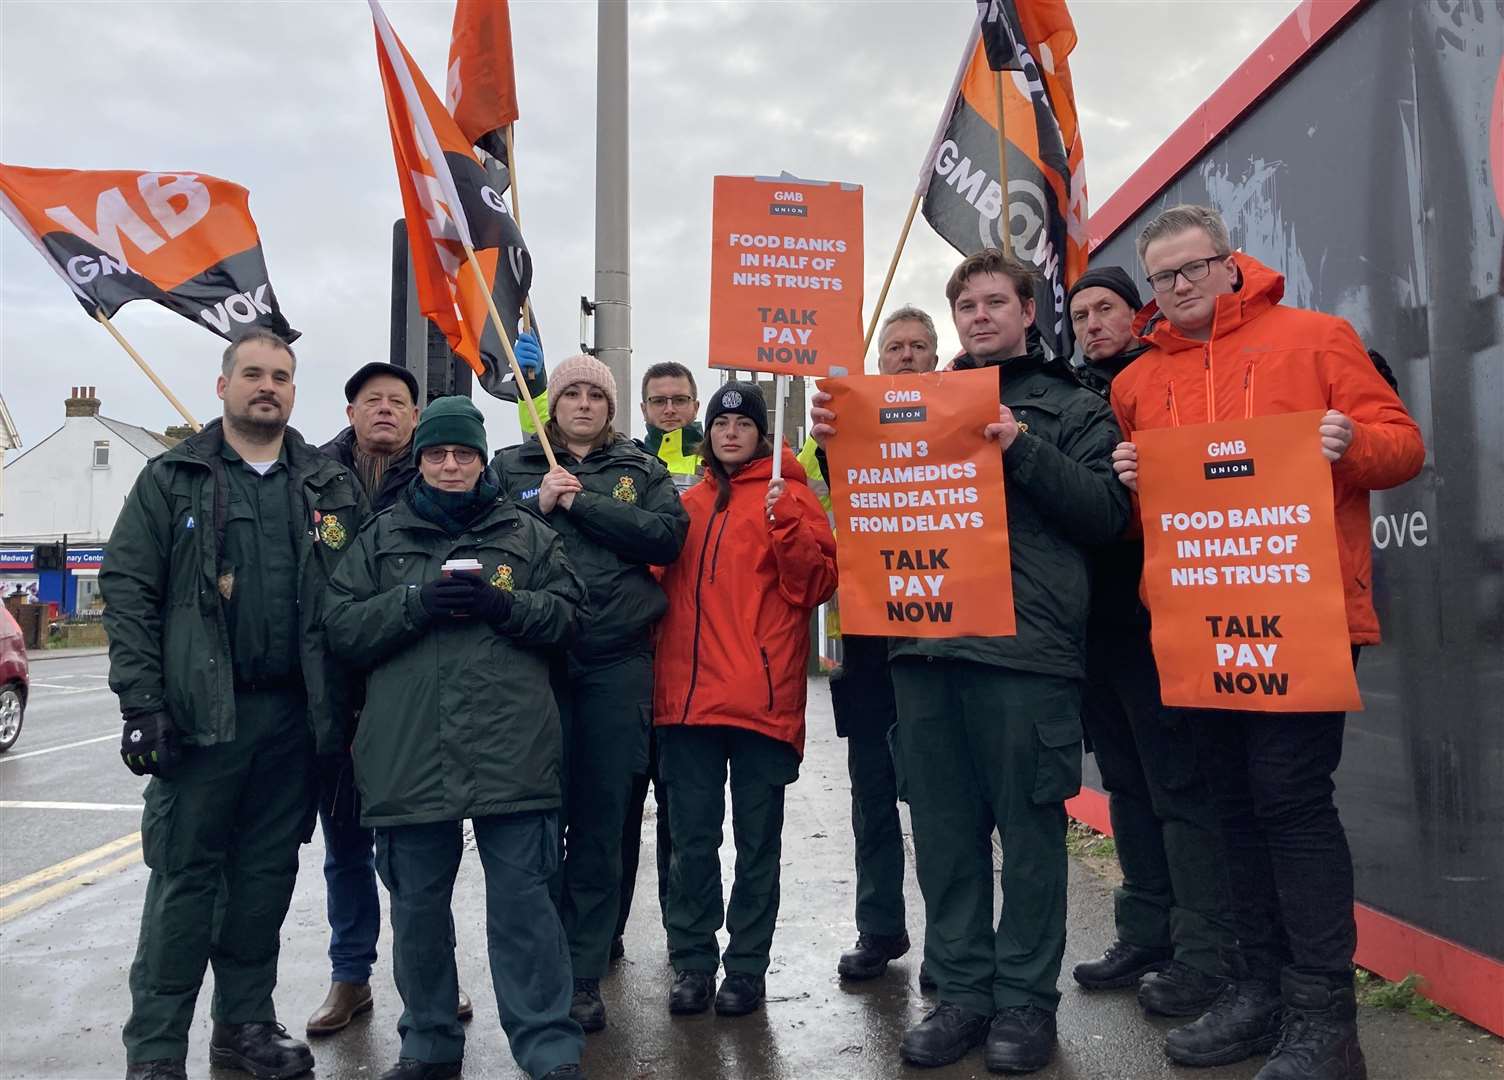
838, 931, 912, 980
570, 977, 606, 1033
1072, 940, 1171, 990
900, 1001, 992, 1068
669, 969, 716, 1015
1254, 971, 1367, 1080
1138, 960, 1229, 1017
377, 1060, 463, 1080
124, 1062, 187, 1080
1165, 979, 1282, 1067
985, 1005, 1057, 1074
714, 973, 766, 1016
208, 1022, 314, 1080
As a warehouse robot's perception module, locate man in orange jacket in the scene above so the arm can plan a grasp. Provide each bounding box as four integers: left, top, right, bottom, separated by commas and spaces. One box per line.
1110, 205, 1423, 1080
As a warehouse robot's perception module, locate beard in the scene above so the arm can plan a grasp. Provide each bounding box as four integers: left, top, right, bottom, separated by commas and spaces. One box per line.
224, 398, 288, 440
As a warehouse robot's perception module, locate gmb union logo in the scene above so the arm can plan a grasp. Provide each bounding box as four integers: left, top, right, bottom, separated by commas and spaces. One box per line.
1204, 439, 1255, 480
721, 390, 743, 409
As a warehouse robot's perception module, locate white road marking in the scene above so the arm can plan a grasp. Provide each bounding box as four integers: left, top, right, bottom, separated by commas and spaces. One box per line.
0, 733, 117, 763
0, 800, 140, 812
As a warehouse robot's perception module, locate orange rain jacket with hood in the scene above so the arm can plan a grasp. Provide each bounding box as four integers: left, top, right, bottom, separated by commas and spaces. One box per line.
1110, 253, 1424, 645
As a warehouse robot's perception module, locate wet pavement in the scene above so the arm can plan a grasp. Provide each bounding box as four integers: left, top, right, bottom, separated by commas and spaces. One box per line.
1, 658, 1499, 1078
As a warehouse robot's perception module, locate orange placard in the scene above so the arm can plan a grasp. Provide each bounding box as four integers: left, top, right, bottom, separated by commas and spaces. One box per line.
820, 369, 1015, 637
709, 175, 863, 377
1137, 411, 1362, 713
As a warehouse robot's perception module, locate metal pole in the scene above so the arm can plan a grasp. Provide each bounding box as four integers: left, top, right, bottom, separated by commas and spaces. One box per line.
595, 0, 632, 432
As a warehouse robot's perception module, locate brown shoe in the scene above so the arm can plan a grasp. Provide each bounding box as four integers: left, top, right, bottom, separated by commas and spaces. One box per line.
458, 988, 473, 1022
306, 981, 373, 1036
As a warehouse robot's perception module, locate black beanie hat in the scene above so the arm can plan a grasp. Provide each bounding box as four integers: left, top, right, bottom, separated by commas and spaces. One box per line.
704, 381, 769, 438
1067, 265, 1143, 314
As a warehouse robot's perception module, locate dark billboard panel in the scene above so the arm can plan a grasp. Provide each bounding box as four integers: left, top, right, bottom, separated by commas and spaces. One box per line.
1082, 0, 1503, 1032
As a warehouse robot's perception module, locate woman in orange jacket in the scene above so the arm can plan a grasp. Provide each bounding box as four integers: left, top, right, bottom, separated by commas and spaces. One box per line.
652, 381, 838, 1019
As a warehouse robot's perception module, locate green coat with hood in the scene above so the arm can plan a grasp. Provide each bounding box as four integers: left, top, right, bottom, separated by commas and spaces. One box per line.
492, 433, 687, 666
100, 420, 367, 754
323, 483, 586, 827
890, 342, 1130, 679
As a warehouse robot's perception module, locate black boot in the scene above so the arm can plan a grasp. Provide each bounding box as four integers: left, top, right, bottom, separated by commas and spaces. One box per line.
715, 973, 766, 1016
571, 977, 606, 1033
377, 1060, 463, 1080
1165, 979, 1282, 1067
124, 1062, 187, 1080
1072, 941, 1171, 990
208, 1022, 315, 1080
1138, 960, 1229, 1017
984, 1005, 1057, 1073
900, 1001, 992, 1068
669, 969, 716, 1015
1254, 971, 1367, 1080
838, 931, 911, 980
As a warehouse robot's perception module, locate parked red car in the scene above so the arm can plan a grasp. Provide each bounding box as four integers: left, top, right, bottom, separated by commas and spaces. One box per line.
0, 606, 29, 752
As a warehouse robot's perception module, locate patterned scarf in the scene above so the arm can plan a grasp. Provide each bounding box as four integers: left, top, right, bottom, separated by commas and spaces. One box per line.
406, 467, 502, 536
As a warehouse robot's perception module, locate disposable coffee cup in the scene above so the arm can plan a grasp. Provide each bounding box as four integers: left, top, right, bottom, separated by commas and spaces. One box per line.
441, 558, 483, 577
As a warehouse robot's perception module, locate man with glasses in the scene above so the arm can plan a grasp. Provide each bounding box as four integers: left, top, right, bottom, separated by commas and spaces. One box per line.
611, 361, 703, 961
311, 364, 475, 1036
1110, 205, 1422, 1080
1066, 268, 1239, 1022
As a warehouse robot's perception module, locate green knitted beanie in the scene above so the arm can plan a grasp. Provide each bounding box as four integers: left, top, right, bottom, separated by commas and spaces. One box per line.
413, 395, 488, 457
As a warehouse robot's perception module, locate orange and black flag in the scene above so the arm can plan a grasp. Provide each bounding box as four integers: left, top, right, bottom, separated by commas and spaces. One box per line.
0, 164, 298, 342
371, 0, 532, 399
918, 0, 1088, 359
447, 0, 519, 163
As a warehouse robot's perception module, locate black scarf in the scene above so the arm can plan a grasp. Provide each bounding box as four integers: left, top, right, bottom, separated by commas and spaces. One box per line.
407, 467, 502, 536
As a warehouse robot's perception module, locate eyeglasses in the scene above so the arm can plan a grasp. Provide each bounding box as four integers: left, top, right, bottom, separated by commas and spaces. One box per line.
645, 395, 695, 409
1147, 255, 1228, 293
420, 447, 480, 465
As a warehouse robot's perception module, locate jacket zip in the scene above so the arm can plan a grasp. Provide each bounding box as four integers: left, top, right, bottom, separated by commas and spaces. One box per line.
1166, 382, 1182, 427
678, 506, 722, 725
758, 647, 774, 710
707, 509, 732, 583
1243, 358, 1255, 419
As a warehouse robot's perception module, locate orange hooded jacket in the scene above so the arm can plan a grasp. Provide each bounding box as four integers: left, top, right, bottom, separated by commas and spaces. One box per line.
1109, 253, 1424, 645
653, 448, 838, 755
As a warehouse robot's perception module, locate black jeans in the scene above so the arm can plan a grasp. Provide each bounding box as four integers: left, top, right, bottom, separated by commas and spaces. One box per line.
1187, 705, 1356, 987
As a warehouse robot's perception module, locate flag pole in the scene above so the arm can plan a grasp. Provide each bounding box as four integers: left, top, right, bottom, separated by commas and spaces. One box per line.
862, 193, 921, 359
504, 125, 533, 334
991, 71, 1012, 257
462, 244, 557, 468
770, 374, 787, 483
94, 312, 200, 431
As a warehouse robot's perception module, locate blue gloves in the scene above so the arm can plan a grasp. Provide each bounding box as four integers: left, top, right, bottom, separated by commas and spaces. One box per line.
514, 331, 543, 377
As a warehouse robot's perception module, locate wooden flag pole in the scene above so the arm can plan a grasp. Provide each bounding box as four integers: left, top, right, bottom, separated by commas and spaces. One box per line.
463, 244, 557, 468
991, 71, 1014, 257
862, 192, 921, 358
770, 374, 787, 483
504, 125, 533, 335
94, 312, 200, 431
991, 71, 1013, 257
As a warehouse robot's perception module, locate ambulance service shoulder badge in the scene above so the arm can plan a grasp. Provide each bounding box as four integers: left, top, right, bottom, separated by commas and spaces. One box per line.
491, 564, 515, 592
318, 514, 347, 549
612, 475, 638, 503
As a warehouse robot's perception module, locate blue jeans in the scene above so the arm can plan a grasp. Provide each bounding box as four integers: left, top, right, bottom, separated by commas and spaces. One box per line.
319, 803, 380, 984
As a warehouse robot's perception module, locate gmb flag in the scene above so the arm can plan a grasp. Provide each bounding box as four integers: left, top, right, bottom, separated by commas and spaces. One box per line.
0, 164, 298, 342
918, 0, 1087, 358
371, 0, 533, 399
447, 0, 519, 163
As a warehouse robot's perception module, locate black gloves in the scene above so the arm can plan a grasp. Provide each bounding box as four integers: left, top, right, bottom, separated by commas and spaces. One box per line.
121, 711, 181, 777
420, 571, 514, 626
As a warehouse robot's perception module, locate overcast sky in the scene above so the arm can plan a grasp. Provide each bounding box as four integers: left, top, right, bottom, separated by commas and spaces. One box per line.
0, 0, 1301, 457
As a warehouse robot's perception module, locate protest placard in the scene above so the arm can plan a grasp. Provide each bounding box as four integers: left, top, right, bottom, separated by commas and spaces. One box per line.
819, 368, 1014, 637
708, 175, 863, 378
1137, 410, 1362, 712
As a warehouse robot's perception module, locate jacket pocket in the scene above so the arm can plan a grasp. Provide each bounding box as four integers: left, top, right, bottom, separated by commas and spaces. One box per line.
1032, 714, 1083, 805
759, 647, 774, 711
139, 778, 179, 872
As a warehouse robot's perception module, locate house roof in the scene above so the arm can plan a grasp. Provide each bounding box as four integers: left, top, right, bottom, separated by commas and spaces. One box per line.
0, 396, 19, 451
96, 416, 174, 458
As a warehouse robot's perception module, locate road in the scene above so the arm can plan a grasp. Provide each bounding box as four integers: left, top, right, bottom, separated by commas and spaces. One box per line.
0, 654, 1498, 1079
